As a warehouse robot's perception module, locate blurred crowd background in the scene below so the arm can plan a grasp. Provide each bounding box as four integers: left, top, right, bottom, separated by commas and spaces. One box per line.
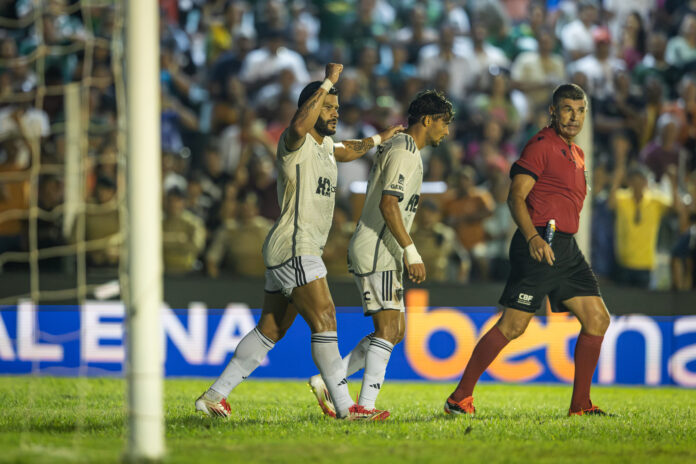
1, 0, 696, 291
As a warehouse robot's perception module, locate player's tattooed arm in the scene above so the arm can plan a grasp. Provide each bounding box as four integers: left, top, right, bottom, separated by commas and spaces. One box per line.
333, 138, 373, 162
286, 63, 343, 151
334, 124, 404, 162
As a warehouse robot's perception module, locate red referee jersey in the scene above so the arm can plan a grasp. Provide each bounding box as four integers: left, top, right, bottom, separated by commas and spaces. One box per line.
511, 126, 587, 234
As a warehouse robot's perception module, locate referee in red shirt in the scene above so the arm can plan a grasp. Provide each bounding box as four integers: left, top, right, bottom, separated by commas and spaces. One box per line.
444, 84, 611, 417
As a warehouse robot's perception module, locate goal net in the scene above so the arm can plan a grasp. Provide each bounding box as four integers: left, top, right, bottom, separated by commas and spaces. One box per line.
0, 0, 163, 459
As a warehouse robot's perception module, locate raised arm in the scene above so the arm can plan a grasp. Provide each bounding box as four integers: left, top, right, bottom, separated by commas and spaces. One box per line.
379, 194, 426, 283
285, 63, 343, 151
334, 124, 404, 162
508, 173, 555, 266
607, 147, 627, 210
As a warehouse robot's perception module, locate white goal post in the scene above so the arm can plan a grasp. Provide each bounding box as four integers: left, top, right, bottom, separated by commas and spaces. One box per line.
125, 0, 164, 460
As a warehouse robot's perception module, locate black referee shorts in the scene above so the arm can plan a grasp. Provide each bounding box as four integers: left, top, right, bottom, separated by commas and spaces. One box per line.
498, 228, 601, 313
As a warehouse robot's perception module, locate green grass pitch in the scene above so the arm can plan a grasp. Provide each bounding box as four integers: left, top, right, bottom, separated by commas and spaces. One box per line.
0, 376, 694, 463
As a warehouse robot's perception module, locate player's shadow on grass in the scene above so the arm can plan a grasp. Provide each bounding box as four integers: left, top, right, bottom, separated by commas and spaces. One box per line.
168, 413, 324, 429
0, 417, 125, 434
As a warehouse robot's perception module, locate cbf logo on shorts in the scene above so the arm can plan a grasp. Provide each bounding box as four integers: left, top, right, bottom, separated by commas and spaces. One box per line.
517, 293, 534, 306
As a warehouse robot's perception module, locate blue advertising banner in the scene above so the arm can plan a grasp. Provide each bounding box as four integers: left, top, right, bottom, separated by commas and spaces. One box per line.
1, 290, 695, 386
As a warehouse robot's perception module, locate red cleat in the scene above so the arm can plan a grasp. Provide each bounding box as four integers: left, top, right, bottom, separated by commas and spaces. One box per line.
195, 390, 231, 418
308, 375, 336, 418
444, 395, 475, 416
344, 404, 390, 421
569, 402, 610, 416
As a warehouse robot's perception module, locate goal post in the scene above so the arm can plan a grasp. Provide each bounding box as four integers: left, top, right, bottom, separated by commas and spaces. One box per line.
125, 0, 164, 460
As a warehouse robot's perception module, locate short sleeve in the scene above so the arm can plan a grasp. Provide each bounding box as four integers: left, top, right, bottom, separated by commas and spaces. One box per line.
614, 189, 631, 210
653, 190, 672, 212
381, 150, 416, 200
512, 139, 547, 180
276, 129, 310, 164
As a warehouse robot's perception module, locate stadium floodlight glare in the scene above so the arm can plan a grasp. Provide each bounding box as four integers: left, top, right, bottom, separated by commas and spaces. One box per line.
125, 0, 164, 460
349, 181, 447, 194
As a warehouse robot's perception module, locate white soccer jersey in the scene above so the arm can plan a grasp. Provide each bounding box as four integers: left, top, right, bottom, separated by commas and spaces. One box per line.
262, 129, 337, 267
348, 133, 423, 276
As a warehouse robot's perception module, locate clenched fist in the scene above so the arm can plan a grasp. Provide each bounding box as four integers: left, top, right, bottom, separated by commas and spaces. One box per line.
325, 63, 343, 85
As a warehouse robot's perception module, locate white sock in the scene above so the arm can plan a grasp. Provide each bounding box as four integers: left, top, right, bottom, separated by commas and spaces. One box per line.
210, 327, 275, 397
311, 331, 354, 417
343, 333, 374, 376
358, 337, 393, 410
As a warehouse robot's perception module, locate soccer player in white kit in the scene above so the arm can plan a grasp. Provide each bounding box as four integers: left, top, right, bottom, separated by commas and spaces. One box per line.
308, 90, 454, 418
195, 63, 403, 420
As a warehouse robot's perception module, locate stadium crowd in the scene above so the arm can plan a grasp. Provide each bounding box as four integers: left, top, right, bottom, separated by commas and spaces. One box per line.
1, 0, 695, 290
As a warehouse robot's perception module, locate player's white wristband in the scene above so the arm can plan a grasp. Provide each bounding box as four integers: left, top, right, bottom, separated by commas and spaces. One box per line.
404, 243, 423, 265
320, 78, 333, 92
371, 134, 382, 147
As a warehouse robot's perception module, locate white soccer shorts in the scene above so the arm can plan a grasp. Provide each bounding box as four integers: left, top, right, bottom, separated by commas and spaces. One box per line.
264, 255, 327, 298
353, 270, 405, 316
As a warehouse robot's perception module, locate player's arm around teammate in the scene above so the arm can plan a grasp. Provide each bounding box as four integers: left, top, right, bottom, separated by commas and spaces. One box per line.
197, 64, 383, 420
333, 126, 404, 163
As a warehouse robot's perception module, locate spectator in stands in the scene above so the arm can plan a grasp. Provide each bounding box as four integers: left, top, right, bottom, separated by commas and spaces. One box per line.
27, 174, 65, 270
14, 0, 696, 293
0, 99, 47, 257
617, 11, 647, 71
209, 32, 255, 102
481, 173, 514, 280
468, 22, 510, 93
424, 151, 452, 184
210, 181, 240, 232
206, 0, 255, 65
84, 176, 120, 267
593, 70, 644, 153
467, 116, 515, 178
354, 44, 380, 103
162, 186, 206, 274
243, 156, 279, 221
609, 158, 680, 288
590, 158, 617, 280
218, 106, 275, 179
0, 97, 50, 169
472, 69, 521, 138
666, 14, 696, 67
671, 210, 696, 290
632, 31, 673, 95
210, 75, 246, 136
239, 28, 310, 94
663, 74, 696, 153
672, 169, 696, 289
560, 0, 599, 62
640, 113, 686, 182
395, 4, 438, 65
412, 199, 464, 282
186, 172, 213, 224
376, 42, 416, 95
511, 28, 566, 112
497, 0, 545, 61
255, 0, 292, 40
567, 27, 625, 99
604, 0, 652, 44
344, 0, 390, 63
255, 67, 303, 116
638, 75, 667, 150
206, 191, 270, 278
418, 25, 475, 102
442, 166, 495, 280
441, 0, 470, 35
160, 89, 198, 157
